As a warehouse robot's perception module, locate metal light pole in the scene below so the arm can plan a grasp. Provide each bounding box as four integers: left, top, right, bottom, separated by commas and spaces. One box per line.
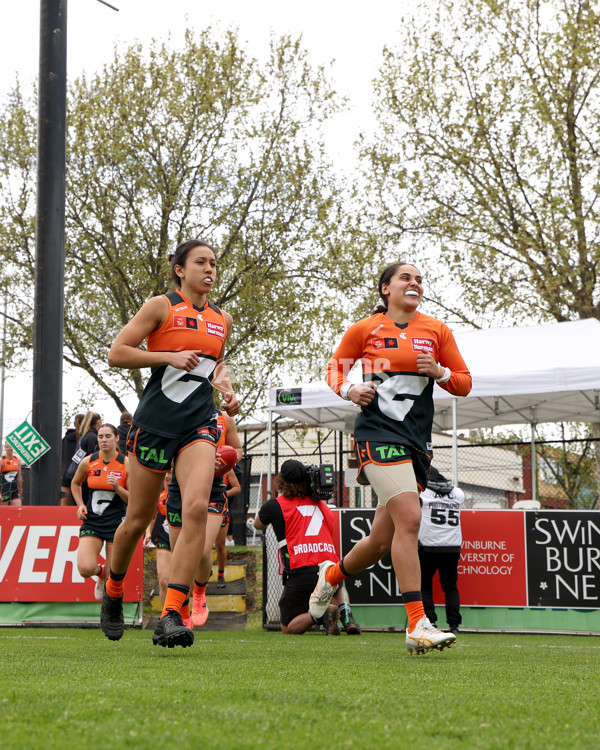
0, 291, 7, 446
31, 0, 67, 506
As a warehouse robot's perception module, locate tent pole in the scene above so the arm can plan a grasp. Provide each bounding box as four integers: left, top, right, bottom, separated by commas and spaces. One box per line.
452, 397, 458, 485
531, 421, 537, 502
266, 409, 273, 500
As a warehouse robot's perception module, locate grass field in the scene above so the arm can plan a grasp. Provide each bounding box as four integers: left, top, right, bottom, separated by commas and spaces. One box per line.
1, 627, 598, 749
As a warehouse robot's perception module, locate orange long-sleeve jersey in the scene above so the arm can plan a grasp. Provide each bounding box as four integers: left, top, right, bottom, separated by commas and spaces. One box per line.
326, 312, 471, 456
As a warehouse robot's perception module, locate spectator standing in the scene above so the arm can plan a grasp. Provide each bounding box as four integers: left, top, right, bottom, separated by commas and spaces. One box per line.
117, 412, 133, 455
79, 412, 102, 455
61, 413, 84, 506
418, 466, 465, 634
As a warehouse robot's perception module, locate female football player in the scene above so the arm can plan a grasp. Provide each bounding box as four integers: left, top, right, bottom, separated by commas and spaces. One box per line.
71, 423, 128, 602
309, 262, 471, 654
102, 239, 239, 648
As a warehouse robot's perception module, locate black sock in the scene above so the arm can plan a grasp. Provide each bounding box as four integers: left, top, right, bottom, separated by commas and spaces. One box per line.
167, 583, 189, 596
402, 590, 423, 603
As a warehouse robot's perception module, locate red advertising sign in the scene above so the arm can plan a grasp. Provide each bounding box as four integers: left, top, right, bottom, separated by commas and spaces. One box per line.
432, 509, 527, 607
0, 507, 143, 603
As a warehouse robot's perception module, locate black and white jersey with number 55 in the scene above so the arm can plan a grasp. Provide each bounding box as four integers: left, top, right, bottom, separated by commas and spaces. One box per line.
418, 486, 465, 552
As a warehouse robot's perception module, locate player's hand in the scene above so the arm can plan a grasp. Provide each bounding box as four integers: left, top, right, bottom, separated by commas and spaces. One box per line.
76, 505, 87, 521
107, 475, 118, 489
169, 350, 201, 372
416, 352, 441, 379
349, 382, 377, 406
143, 530, 152, 549
221, 391, 240, 416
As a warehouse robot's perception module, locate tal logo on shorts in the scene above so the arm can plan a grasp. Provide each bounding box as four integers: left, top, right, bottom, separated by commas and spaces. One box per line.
138, 446, 169, 464
374, 445, 407, 460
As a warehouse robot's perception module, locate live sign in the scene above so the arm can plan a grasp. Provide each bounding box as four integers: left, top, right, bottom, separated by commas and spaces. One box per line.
6, 421, 51, 466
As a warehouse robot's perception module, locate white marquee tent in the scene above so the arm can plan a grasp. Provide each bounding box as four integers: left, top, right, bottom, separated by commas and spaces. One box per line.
266, 319, 600, 489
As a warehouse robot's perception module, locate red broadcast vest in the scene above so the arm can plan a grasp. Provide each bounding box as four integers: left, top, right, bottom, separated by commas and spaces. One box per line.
277, 495, 339, 570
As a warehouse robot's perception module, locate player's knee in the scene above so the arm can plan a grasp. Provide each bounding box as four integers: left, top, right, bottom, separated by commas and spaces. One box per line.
182, 498, 208, 526
367, 535, 391, 559
122, 513, 151, 538
77, 562, 97, 578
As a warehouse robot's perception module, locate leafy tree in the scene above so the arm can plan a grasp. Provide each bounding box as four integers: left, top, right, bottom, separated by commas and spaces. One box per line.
0, 30, 363, 417
362, 0, 600, 327
479, 424, 598, 508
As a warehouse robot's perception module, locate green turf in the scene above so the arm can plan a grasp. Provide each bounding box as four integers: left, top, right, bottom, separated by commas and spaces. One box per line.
0, 628, 598, 749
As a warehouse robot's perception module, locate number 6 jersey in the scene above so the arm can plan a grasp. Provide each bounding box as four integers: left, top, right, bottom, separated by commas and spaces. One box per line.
326, 311, 471, 457
83, 451, 128, 532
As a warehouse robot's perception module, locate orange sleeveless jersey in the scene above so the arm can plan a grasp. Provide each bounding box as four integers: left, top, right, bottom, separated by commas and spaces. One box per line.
133, 290, 227, 438
326, 311, 471, 455
2, 456, 20, 475
87, 452, 128, 492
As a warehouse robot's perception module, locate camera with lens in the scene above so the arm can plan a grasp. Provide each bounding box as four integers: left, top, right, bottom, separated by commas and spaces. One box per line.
307, 463, 335, 502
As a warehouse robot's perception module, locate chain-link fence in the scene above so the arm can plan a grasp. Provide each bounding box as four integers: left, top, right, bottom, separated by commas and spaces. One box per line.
236, 424, 599, 627
240, 425, 599, 514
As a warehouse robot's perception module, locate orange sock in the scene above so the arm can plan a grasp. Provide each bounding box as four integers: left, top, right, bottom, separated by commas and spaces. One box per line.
105, 575, 124, 599
193, 582, 207, 597
325, 562, 347, 588
161, 587, 188, 617
181, 600, 191, 621
97, 564, 105, 581
405, 600, 426, 632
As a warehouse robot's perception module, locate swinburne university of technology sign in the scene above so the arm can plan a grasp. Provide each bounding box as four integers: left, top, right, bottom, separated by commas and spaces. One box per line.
6, 421, 51, 467
338, 509, 600, 609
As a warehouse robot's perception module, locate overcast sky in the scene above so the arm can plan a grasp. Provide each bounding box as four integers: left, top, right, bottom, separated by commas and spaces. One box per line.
3, 1, 421, 161
1, 0, 421, 437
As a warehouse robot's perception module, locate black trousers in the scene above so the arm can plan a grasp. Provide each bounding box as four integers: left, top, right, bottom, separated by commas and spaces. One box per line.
419, 548, 461, 628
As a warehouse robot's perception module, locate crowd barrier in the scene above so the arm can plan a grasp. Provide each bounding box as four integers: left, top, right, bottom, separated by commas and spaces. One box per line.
0, 507, 143, 626
264, 509, 600, 634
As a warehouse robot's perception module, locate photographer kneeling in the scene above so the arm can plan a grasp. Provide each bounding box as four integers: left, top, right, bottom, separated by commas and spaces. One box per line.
254, 459, 360, 635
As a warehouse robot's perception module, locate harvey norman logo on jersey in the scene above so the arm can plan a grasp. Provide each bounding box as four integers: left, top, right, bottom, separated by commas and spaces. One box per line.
0, 507, 142, 603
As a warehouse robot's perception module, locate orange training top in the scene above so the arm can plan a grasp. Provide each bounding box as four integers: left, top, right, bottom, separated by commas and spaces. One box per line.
326, 311, 471, 456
